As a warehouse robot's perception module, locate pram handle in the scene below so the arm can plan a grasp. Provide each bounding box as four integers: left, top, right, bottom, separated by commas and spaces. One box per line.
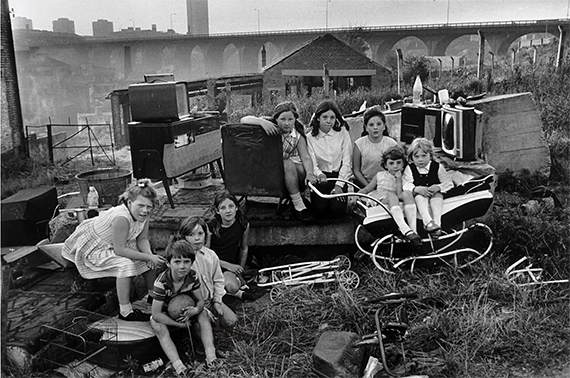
307, 179, 394, 222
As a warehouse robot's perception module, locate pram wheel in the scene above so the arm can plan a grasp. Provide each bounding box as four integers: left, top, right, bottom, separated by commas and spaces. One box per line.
269, 285, 286, 301
334, 255, 351, 272
338, 270, 360, 290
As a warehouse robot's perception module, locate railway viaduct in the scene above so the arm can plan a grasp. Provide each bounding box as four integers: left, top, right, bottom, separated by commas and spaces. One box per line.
15, 19, 569, 81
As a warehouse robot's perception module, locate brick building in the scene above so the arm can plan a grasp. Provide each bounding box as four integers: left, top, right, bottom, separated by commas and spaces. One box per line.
187, 0, 209, 35
52, 18, 75, 34
92, 19, 113, 37
12, 16, 33, 30
262, 34, 392, 98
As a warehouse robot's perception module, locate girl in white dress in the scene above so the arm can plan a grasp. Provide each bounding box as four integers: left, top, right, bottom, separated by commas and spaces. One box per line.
358, 146, 421, 244
62, 179, 165, 321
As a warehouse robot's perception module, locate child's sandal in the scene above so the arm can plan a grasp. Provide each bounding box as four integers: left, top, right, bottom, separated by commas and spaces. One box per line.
429, 229, 442, 238
424, 221, 441, 233
174, 364, 189, 377
206, 358, 223, 370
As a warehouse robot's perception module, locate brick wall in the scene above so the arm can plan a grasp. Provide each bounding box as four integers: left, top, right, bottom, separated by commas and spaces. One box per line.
1, 0, 26, 158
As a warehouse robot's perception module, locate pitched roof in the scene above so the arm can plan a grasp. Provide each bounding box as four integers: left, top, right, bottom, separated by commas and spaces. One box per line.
263, 33, 386, 72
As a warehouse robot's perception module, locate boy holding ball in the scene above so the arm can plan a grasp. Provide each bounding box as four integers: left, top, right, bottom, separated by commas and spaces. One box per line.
150, 238, 218, 375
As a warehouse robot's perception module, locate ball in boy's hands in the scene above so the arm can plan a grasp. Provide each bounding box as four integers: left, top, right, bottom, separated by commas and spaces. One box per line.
167, 294, 195, 320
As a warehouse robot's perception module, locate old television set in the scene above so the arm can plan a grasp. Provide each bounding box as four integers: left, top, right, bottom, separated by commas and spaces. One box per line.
129, 81, 189, 122
441, 105, 479, 161
400, 105, 443, 150
144, 73, 175, 83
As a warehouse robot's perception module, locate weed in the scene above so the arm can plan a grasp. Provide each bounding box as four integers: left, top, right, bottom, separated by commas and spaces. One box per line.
0, 156, 58, 199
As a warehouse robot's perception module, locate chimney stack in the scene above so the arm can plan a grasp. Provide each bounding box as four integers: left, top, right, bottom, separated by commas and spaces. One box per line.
261, 45, 267, 67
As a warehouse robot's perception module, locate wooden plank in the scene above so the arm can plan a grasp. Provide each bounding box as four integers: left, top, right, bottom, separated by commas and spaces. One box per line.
3, 246, 39, 264
248, 220, 356, 247
162, 130, 222, 178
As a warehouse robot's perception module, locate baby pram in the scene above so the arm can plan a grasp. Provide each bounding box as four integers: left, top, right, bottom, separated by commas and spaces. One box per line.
308, 175, 494, 274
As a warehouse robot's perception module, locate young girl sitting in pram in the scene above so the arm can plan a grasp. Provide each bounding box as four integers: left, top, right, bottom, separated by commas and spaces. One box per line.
358, 145, 422, 245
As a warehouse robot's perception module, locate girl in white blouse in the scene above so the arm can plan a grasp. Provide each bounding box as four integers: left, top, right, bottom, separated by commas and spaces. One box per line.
306, 100, 352, 219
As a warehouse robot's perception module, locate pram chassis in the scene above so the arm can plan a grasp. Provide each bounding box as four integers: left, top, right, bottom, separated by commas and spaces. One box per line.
308, 178, 494, 274
257, 255, 359, 300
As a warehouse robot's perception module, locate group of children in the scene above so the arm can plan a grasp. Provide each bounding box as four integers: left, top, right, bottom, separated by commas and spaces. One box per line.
62, 184, 251, 375
61, 99, 452, 375
242, 99, 452, 242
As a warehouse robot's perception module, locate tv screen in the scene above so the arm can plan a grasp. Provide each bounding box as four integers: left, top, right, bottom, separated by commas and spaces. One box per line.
400, 105, 442, 148
441, 106, 478, 161
442, 107, 461, 156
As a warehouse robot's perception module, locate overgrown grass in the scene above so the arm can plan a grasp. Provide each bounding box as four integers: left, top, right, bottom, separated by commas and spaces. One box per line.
0, 156, 59, 199
183, 184, 569, 378
197, 251, 568, 378
0, 153, 120, 200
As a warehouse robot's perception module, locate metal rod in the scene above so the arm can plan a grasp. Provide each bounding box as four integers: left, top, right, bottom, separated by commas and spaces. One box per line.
47, 122, 54, 164
86, 119, 94, 165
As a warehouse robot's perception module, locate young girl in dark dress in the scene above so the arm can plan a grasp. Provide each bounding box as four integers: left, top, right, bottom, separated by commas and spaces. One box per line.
207, 191, 253, 300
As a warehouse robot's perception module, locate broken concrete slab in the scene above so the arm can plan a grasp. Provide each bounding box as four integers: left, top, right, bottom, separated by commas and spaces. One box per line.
469, 92, 551, 176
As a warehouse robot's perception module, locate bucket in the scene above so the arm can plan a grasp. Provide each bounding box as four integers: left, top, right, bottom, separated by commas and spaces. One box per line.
76, 168, 132, 207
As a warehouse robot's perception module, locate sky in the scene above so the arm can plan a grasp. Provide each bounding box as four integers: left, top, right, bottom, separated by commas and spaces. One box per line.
9, 0, 570, 36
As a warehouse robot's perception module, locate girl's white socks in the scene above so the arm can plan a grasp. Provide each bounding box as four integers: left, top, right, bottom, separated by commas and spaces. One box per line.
290, 192, 307, 212
391, 206, 412, 235
119, 303, 133, 317
404, 204, 418, 233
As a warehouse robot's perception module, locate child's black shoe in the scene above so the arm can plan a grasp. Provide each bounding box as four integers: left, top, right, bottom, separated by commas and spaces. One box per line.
404, 230, 422, 246
118, 309, 150, 322
296, 209, 314, 222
